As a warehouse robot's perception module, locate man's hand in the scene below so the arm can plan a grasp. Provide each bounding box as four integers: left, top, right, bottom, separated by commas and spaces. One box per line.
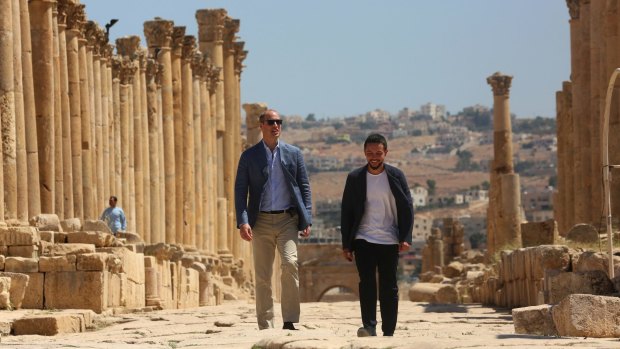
343, 249, 353, 262
239, 224, 253, 241
300, 225, 311, 238
399, 241, 410, 252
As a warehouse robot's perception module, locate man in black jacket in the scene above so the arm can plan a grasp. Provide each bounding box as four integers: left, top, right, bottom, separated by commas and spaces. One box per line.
341, 133, 414, 337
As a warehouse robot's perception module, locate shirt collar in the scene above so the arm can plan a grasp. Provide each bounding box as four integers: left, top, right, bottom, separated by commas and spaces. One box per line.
262, 139, 280, 154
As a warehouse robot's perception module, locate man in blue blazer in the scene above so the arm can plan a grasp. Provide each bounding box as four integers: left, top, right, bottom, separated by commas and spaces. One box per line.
341, 133, 414, 337
235, 109, 312, 331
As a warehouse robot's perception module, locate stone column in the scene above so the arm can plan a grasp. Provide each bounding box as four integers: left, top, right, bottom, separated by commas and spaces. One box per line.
171, 26, 185, 245
207, 66, 220, 254
0, 0, 14, 221
56, 0, 72, 218
146, 58, 161, 244
78, 21, 94, 219
132, 47, 144, 236
29, 0, 56, 213
100, 44, 112, 207
20, 0, 41, 217
243, 103, 267, 145
117, 36, 141, 233
144, 19, 176, 244
487, 72, 522, 250
65, 2, 83, 220
52, 5, 63, 219
181, 35, 196, 248
589, 0, 604, 226
555, 84, 567, 234
217, 197, 230, 254
139, 48, 151, 243
192, 52, 205, 250
111, 57, 121, 200
12, 0, 27, 222
86, 22, 105, 218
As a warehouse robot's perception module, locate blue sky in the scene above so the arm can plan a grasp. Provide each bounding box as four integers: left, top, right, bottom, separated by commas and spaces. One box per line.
81, 0, 570, 119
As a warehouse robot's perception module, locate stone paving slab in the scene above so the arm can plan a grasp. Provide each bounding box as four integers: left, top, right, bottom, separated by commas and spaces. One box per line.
1, 301, 620, 348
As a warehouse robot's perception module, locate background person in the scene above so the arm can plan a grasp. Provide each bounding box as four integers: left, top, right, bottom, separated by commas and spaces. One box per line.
100, 195, 127, 235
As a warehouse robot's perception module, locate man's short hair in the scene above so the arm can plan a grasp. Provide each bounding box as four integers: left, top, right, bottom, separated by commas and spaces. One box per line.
110, 196, 118, 202
364, 133, 388, 150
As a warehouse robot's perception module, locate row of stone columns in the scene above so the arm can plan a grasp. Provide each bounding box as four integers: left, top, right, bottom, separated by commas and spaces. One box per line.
556, 0, 620, 234
0, 0, 251, 265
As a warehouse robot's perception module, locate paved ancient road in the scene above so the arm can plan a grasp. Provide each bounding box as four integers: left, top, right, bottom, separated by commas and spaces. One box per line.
2, 300, 619, 348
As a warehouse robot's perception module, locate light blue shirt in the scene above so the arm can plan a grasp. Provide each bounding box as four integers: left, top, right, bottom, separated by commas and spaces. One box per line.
260, 140, 293, 211
100, 206, 127, 234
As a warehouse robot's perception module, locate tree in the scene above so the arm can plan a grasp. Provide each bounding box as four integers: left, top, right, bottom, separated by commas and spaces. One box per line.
481, 181, 490, 190
426, 179, 436, 196
306, 113, 316, 122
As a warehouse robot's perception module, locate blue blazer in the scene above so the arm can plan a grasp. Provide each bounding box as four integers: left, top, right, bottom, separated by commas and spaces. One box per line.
340, 164, 414, 251
235, 140, 312, 231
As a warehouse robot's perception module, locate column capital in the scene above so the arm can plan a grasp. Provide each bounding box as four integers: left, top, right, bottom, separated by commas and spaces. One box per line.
137, 48, 148, 73
111, 56, 121, 81
207, 65, 221, 94
65, 2, 85, 33
118, 57, 138, 85
182, 35, 197, 62
116, 35, 141, 58
486, 72, 513, 96
144, 18, 174, 49
57, 0, 68, 26
196, 9, 228, 44
224, 19, 240, 50
171, 26, 186, 57
234, 41, 247, 75
192, 53, 208, 79
85, 21, 106, 55
566, 0, 580, 20
101, 43, 114, 63
146, 58, 160, 82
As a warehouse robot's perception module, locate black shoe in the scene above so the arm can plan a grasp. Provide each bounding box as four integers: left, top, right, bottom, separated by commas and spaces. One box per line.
283, 322, 298, 330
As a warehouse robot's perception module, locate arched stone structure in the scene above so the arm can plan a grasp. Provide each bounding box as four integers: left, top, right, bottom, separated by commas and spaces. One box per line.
298, 244, 359, 302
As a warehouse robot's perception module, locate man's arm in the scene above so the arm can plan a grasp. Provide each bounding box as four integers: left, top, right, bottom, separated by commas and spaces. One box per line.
120, 209, 127, 231
340, 173, 355, 252
234, 152, 250, 228
296, 150, 312, 227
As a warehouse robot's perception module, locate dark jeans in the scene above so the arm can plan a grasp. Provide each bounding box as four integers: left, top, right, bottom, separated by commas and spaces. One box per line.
353, 239, 399, 336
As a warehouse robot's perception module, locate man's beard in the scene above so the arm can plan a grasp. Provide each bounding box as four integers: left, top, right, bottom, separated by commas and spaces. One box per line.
368, 161, 383, 171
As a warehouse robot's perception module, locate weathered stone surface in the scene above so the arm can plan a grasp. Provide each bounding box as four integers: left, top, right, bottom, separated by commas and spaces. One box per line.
29, 214, 62, 232
8, 245, 38, 258
47, 243, 96, 256
117, 231, 143, 243
60, 218, 82, 232
77, 253, 109, 271
443, 261, 464, 278
0, 276, 10, 309
531, 245, 571, 279
0, 255, 4, 270
5, 257, 39, 273
0, 272, 29, 309
83, 220, 112, 234
177, 267, 200, 308
12, 313, 83, 336
512, 304, 557, 336
39, 231, 54, 242
97, 247, 145, 284
409, 282, 459, 303
572, 251, 620, 276
44, 271, 107, 313
67, 231, 114, 247
546, 270, 615, 304
521, 220, 558, 247
59, 309, 97, 329
0, 226, 40, 246
436, 284, 459, 304
566, 223, 599, 243
22, 272, 44, 309
552, 294, 620, 337
39, 255, 77, 272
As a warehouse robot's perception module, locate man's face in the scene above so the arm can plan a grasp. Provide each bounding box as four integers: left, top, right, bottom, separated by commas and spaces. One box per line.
260, 111, 282, 142
109, 198, 116, 207
364, 142, 388, 171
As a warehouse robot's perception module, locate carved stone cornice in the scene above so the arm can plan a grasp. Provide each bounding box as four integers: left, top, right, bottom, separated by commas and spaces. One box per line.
118, 57, 138, 85
65, 2, 85, 33
111, 56, 122, 80
85, 21, 106, 55
101, 44, 114, 63
137, 48, 148, 72
182, 35, 197, 61
143, 18, 174, 49
56, 0, 68, 26
192, 53, 208, 80
196, 9, 227, 44
567, 0, 580, 20
487, 72, 513, 96
116, 35, 141, 59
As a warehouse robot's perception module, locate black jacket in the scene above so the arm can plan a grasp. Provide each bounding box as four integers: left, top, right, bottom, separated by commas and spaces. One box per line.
340, 164, 414, 251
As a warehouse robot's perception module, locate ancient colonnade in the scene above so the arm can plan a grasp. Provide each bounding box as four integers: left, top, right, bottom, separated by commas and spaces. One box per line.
0, 0, 251, 265
555, 0, 620, 233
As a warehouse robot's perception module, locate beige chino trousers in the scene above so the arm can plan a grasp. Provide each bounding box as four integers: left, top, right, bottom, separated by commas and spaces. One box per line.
252, 211, 300, 329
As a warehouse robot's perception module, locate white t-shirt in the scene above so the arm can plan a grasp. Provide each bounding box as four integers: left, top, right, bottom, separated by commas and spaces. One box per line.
355, 170, 399, 245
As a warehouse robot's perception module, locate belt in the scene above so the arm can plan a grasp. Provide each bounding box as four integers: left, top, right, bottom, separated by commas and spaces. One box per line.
261, 208, 295, 214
